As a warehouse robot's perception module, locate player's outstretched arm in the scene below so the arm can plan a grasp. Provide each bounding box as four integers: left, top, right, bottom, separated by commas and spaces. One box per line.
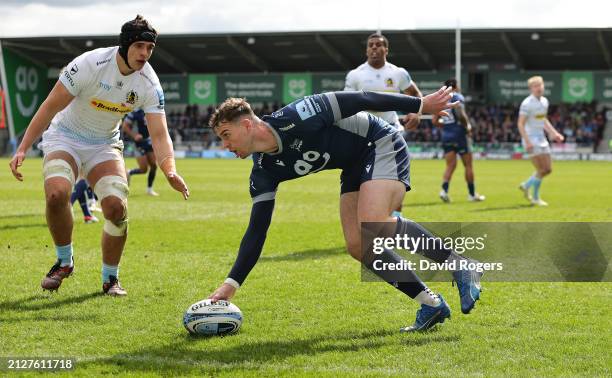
9, 81, 74, 181
146, 113, 190, 199
332, 86, 458, 121
209, 200, 275, 302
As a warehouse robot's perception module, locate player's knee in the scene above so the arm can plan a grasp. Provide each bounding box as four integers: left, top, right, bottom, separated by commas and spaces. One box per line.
94, 175, 129, 221
43, 159, 75, 186
101, 197, 126, 223
45, 187, 70, 209
543, 167, 552, 176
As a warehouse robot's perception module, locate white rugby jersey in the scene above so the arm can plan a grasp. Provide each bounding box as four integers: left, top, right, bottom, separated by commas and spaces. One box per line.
519, 94, 549, 137
344, 61, 413, 126
52, 46, 164, 144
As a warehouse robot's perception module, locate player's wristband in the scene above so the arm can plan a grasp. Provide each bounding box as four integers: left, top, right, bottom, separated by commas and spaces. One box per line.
224, 278, 240, 289
417, 98, 423, 116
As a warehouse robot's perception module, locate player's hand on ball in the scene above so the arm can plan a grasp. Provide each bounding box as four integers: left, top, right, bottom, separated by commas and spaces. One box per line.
166, 172, 190, 200
422, 86, 459, 116
208, 283, 236, 302
402, 114, 420, 130
9, 150, 26, 181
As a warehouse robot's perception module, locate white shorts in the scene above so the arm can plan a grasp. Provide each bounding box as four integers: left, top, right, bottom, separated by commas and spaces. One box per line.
523, 135, 550, 157
38, 127, 124, 178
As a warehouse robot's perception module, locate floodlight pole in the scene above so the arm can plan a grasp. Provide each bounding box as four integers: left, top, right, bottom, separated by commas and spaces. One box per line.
455, 22, 461, 89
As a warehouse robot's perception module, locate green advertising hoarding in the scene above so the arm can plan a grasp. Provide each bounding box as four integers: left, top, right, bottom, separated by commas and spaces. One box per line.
594, 72, 612, 102
312, 73, 346, 93
283, 73, 311, 103
189, 74, 217, 105
411, 71, 468, 95
159, 74, 188, 104
562, 71, 594, 102
489, 72, 561, 103
217, 74, 282, 103
0, 44, 48, 138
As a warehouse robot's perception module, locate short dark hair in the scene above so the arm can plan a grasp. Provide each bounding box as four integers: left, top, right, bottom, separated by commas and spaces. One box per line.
445, 79, 458, 90
208, 98, 255, 129
367, 32, 388, 48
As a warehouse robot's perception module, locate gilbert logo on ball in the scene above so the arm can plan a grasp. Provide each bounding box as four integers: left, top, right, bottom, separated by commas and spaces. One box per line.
183, 299, 242, 336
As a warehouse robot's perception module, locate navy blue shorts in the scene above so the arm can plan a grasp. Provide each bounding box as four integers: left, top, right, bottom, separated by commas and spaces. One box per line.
442, 136, 472, 155
340, 132, 411, 194
135, 139, 153, 155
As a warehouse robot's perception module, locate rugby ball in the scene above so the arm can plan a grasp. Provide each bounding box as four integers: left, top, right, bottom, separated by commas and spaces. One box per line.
183, 299, 242, 336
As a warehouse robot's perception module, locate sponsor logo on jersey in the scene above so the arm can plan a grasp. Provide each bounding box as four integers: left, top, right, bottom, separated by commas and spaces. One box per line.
257, 153, 264, 168
90, 98, 133, 114
271, 110, 283, 118
99, 81, 111, 91
63, 70, 75, 87
535, 114, 546, 120
125, 90, 139, 105
289, 139, 303, 151
96, 58, 111, 66
116, 81, 124, 89
69, 64, 78, 75
385, 78, 394, 87
279, 123, 295, 131
295, 98, 316, 120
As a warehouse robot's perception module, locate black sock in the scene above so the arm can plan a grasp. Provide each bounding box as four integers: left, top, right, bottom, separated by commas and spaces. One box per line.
442, 181, 449, 192
365, 247, 426, 299
395, 217, 464, 264
129, 168, 144, 176
467, 182, 475, 196
147, 166, 157, 188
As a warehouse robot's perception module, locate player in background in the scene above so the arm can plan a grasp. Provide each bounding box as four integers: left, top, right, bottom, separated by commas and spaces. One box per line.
71, 178, 99, 223
517, 76, 564, 206
344, 32, 423, 217
434, 79, 485, 203
206, 87, 484, 332
122, 109, 159, 196
8, 15, 189, 296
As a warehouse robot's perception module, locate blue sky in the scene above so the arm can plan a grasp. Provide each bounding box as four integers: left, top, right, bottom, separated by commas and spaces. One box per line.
1, 0, 610, 37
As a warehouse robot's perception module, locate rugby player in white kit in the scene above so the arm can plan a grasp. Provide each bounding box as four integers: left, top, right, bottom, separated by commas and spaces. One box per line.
8, 15, 189, 295
517, 76, 564, 206
344, 32, 423, 217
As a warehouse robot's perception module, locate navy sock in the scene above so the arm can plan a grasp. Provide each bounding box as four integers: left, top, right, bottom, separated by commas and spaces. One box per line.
78, 194, 92, 217
70, 179, 88, 205
365, 247, 427, 299
129, 168, 144, 176
147, 166, 157, 188
442, 181, 449, 193
395, 217, 464, 266
467, 182, 475, 196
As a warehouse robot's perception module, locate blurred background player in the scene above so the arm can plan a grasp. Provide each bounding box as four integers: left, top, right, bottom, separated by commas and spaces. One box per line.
434, 79, 485, 203
344, 32, 423, 217
122, 109, 159, 196
8, 15, 189, 296
71, 177, 99, 223
517, 76, 564, 206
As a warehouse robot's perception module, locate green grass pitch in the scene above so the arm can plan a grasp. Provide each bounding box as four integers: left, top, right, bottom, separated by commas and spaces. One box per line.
1, 158, 610, 377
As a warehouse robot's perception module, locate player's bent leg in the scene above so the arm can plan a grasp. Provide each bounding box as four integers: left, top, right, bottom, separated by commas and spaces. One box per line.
89, 160, 129, 296
461, 153, 485, 202
530, 154, 549, 205
340, 191, 361, 261
41, 152, 78, 291
440, 152, 456, 203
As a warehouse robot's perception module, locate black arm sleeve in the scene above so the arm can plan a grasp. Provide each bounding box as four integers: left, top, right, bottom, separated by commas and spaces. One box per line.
333, 90, 422, 119
227, 200, 275, 285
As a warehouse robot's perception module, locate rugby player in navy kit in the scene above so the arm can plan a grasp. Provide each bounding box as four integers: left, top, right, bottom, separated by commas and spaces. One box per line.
207, 87, 484, 332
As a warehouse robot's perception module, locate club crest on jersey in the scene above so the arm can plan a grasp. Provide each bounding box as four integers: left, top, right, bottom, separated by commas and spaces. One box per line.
125, 90, 139, 105
385, 78, 394, 87
289, 139, 303, 151
90, 98, 133, 114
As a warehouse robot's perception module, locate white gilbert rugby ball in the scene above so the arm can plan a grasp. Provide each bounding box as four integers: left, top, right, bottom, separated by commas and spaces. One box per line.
183, 299, 242, 336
